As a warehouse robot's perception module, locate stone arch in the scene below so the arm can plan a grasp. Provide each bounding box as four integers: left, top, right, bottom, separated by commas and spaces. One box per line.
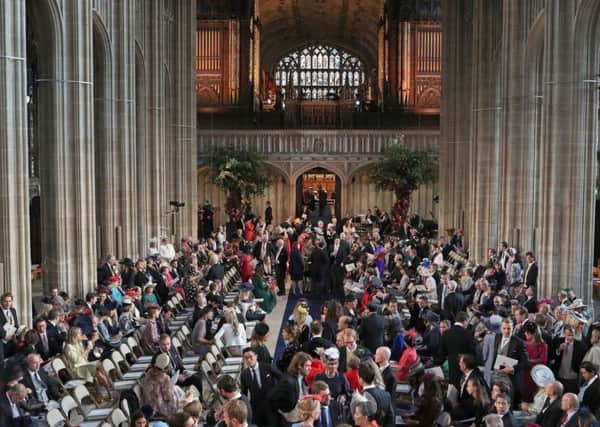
263, 162, 290, 184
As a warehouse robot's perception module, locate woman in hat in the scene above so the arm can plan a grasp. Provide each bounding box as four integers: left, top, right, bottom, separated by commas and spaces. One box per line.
141, 307, 160, 354
523, 322, 548, 402
142, 282, 160, 309
141, 353, 180, 417
213, 308, 247, 357
519, 365, 554, 418
249, 323, 272, 364
314, 347, 351, 402
251, 262, 277, 313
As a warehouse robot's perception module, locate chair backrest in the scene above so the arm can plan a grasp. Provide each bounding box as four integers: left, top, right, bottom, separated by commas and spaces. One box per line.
127, 336, 142, 355
121, 397, 131, 417
112, 349, 128, 374
111, 408, 128, 426
119, 343, 132, 358
46, 408, 66, 427
133, 384, 142, 403
181, 324, 191, 336
102, 358, 120, 381
60, 395, 80, 417
73, 384, 93, 407
205, 352, 217, 367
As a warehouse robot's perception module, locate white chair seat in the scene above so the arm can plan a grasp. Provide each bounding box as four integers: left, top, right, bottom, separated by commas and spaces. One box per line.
129, 363, 151, 371
224, 357, 243, 364
183, 364, 197, 371
137, 355, 153, 362
122, 371, 144, 380
220, 365, 241, 374
86, 408, 113, 420
182, 356, 200, 363
113, 380, 137, 390
80, 422, 101, 427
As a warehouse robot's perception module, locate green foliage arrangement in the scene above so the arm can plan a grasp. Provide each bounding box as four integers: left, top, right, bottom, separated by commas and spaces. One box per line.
370, 142, 437, 226
207, 147, 272, 220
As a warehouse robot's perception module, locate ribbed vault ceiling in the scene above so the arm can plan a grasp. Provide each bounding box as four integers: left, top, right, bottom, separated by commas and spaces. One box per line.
259, 0, 383, 72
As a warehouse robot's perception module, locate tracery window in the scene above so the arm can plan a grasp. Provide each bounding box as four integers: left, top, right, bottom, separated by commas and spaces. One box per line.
274, 45, 365, 100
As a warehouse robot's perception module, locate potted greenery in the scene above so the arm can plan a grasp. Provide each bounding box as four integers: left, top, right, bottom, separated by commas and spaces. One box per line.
206, 147, 272, 222
370, 142, 437, 228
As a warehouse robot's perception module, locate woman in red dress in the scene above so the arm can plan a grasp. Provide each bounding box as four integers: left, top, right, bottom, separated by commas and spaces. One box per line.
244, 216, 256, 242
396, 335, 419, 381
523, 321, 548, 402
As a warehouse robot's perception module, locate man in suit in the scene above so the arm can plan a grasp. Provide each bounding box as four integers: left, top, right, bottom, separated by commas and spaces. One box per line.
240, 347, 282, 426
578, 362, 600, 415
551, 325, 586, 393
560, 393, 583, 427
311, 380, 342, 427
482, 318, 529, 405
494, 393, 517, 427
222, 399, 258, 427
535, 380, 564, 427
97, 254, 118, 286
359, 303, 385, 354
264, 201, 273, 226
273, 238, 288, 296
338, 328, 372, 373
524, 285, 538, 314
253, 234, 274, 262
523, 251, 538, 287
359, 361, 395, 427
216, 375, 253, 427
206, 253, 225, 281
309, 238, 330, 297
302, 321, 334, 357
375, 346, 397, 398
268, 351, 312, 425
21, 353, 64, 405
436, 311, 476, 388
33, 318, 55, 361
0, 292, 18, 357
157, 334, 204, 393
0, 383, 29, 427
156, 306, 172, 336
443, 281, 465, 321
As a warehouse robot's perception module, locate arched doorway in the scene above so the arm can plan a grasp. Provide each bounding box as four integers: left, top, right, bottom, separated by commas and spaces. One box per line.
296, 167, 341, 223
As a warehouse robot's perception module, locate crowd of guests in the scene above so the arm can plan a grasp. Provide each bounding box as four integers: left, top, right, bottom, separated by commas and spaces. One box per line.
1, 202, 600, 427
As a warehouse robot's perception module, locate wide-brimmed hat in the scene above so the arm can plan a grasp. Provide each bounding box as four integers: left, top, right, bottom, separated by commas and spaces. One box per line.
569, 299, 586, 310
143, 283, 156, 292
531, 364, 555, 387
323, 347, 340, 364
154, 353, 170, 371
417, 266, 433, 277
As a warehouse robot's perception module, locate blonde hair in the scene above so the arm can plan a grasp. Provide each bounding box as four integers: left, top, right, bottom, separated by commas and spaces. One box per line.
298, 397, 320, 422
66, 326, 82, 345
224, 309, 240, 337
592, 329, 600, 346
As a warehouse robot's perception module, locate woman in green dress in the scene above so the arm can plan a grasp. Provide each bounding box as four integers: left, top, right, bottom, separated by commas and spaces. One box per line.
251, 262, 277, 313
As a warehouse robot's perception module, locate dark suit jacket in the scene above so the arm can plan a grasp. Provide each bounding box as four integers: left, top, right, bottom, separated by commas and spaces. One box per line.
97, 262, 116, 285
492, 334, 529, 375
536, 397, 563, 427
436, 325, 476, 387
240, 362, 281, 407
0, 307, 18, 329
268, 373, 302, 413
252, 241, 274, 261
21, 369, 63, 402
206, 263, 225, 281
551, 338, 586, 376
563, 411, 583, 427
582, 377, 600, 415
359, 313, 385, 354
443, 292, 465, 320
524, 262, 538, 286
381, 365, 397, 398
274, 247, 288, 271
364, 386, 395, 427
335, 240, 350, 265
524, 297, 538, 314
302, 337, 334, 358
265, 206, 273, 224
313, 401, 343, 427
0, 393, 26, 427
501, 411, 517, 427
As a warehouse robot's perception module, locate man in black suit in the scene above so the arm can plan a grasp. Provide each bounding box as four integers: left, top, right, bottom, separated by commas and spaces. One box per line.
97, 254, 118, 286
535, 380, 564, 427
359, 303, 386, 354
375, 346, 397, 398
264, 201, 273, 225
0, 292, 18, 357
240, 348, 282, 426
216, 375, 253, 426
156, 306, 173, 336
338, 328, 372, 373
494, 393, 517, 427
21, 353, 64, 405
435, 311, 476, 388
157, 334, 203, 393
268, 352, 312, 425
523, 251, 538, 287
578, 362, 600, 415
302, 321, 334, 357
442, 281, 465, 321
359, 361, 395, 427
309, 239, 330, 297
551, 325, 586, 393
273, 238, 288, 296
0, 383, 29, 427
524, 285, 538, 314
33, 318, 56, 361
206, 253, 225, 281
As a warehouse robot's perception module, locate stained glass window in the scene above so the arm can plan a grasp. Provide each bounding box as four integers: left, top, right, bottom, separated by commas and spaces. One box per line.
274, 45, 365, 100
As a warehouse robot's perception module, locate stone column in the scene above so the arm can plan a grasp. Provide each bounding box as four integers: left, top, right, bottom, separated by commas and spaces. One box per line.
466, 0, 503, 262
175, 0, 197, 241
538, 1, 591, 301
113, 0, 137, 258
439, 0, 473, 237
0, 0, 32, 323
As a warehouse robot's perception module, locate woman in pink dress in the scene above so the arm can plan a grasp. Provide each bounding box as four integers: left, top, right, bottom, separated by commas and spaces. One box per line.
523, 321, 548, 402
